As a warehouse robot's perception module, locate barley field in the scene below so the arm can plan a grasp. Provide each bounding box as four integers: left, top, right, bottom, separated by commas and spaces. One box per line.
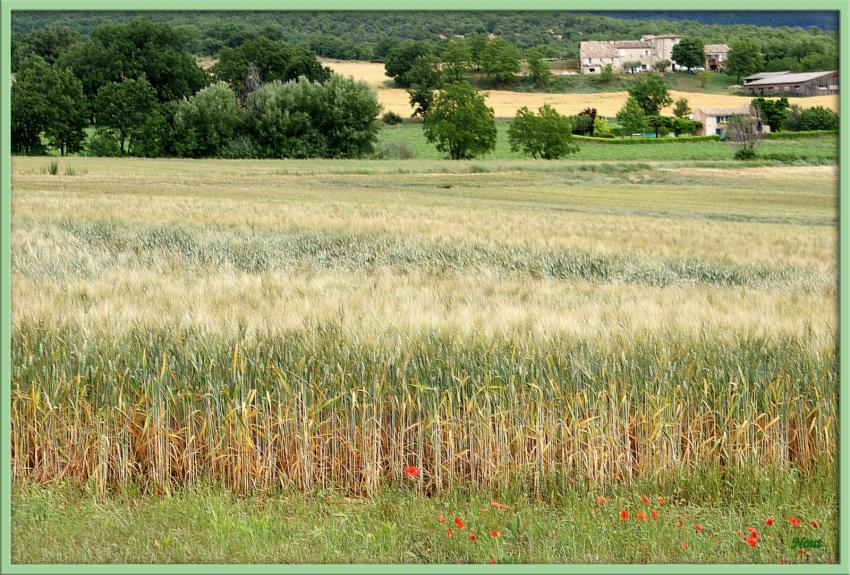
10, 156, 838, 562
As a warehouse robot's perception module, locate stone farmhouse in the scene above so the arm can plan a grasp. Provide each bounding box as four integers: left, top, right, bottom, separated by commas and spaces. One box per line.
580, 34, 730, 74
692, 107, 770, 137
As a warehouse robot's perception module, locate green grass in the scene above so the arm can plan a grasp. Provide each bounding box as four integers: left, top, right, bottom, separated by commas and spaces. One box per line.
13, 475, 837, 564
377, 123, 839, 163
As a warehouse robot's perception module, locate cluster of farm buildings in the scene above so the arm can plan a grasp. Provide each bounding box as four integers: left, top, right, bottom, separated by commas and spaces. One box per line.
579, 33, 837, 98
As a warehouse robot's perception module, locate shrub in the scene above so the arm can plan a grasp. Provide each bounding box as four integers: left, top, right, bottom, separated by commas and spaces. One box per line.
381, 111, 404, 125
47, 160, 59, 175
244, 75, 381, 159
217, 136, 260, 159
84, 127, 122, 157
375, 142, 415, 159
796, 106, 839, 131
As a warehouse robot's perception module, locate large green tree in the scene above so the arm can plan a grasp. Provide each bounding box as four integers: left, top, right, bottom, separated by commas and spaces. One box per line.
627, 75, 673, 116
480, 37, 522, 84
384, 41, 432, 87
405, 54, 443, 117
213, 37, 330, 86
173, 82, 243, 157
508, 104, 577, 159
616, 96, 649, 134
423, 82, 496, 160
526, 48, 552, 87
11, 26, 81, 71
441, 38, 472, 82
750, 97, 789, 131
726, 39, 764, 83
671, 37, 704, 71
44, 66, 89, 155
95, 76, 160, 153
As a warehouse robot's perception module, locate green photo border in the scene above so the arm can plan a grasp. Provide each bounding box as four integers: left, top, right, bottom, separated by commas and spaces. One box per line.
0, 1, 846, 573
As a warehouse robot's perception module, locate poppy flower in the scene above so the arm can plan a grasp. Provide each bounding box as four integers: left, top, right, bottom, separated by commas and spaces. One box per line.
682, 543, 689, 550
596, 496, 608, 504
651, 510, 658, 520
799, 549, 806, 555
747, 537, 758, 548
811, 520, 819, 528
636, 511, 648, 522
765, 518, 774, 526
677, 519, 684, 526
620, 510, 629, 521
469, 533, 477, 542
488, 559, 497, 564
746, 527, 759, 539
454, 516, 465, 529
491, 501, 508, 510
447, 528, 454, 537
657, 497, 665, 505
436, 515, 446, 523
694, 523, 703, 533
404, 466, 419, 478
640, 495, 651, 504
737, 531, 742, 538
489, 530, 501, 538
788, 516, 801, 527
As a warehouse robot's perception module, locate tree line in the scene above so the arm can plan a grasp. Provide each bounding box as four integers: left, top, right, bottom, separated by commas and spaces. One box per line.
13, 11, 838, 70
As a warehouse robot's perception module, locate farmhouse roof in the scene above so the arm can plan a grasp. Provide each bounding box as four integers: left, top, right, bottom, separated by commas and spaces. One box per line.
696, 107, 752, 115
580, 40, 652, 58
744, 70, 837, 86
641, 34, 682, 40
703, 44, 730, 53
743, 70, 791, 81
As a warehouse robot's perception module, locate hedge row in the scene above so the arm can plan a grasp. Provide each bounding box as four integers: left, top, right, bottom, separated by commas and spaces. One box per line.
763, 130, 838, 140
573, 135, 721, 145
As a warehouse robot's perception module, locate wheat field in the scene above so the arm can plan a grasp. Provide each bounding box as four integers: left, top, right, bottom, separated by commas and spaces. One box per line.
10, 156, 837, 497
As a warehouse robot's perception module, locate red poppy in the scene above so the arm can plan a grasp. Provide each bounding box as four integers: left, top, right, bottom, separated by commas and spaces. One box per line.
436, 515, 446, 523
799, 549, 806, 555
788, 516, 801, 527
489, 530, 501, 538
694, 523, 703, 533
636, 511, 648, 522
746, 527, 759, 539
479, 508, 490, 513
454, 516, 465, 529
447, 528, 454, 538
640, 495, 651, 505
620, 510, 629, 521
491, 501, 508, 510
596, 496, 608, 504
651, 510, 658, 520
677, 519, 684, 527
811, 520, 819, 528
765, 518, 774, 526
747, 537, 758, 548
488, 559, 497, 564
404, 466, 419, 478
469, 533, 477, 542
682, 543, 689, 550
737, 531, 742, 538
657, 497, 665, 505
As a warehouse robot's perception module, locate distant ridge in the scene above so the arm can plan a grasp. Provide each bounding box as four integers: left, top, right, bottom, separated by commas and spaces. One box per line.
595, 11, 838, 31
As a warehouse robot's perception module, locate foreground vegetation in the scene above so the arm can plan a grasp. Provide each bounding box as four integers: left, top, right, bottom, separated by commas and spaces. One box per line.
13, 477, 837, 563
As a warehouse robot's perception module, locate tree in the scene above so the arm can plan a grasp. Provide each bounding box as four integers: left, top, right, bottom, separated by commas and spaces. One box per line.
671, 37, 704, 71
372, 38, 399, 62
384, 40, 432, 87
467, 35, 489, 71
622, 60, 642, 74
12, 26, 81, 71
526, 48, 552, 87
653, 59, 671, 72
600, 63, 615, 82
697, 71, 712, 88
214, 38, 330, 87
406, 54, 443, 117
173, 82, 242, 157
796, 106, 839, 131
627, 75, 672, 116
244, 75, 381, 158
726, 39, 764, 83
669, 116, 699, 136
673, 97, 691, 118
727, 109, 762, 159
508, 104, 577, 159
781, 104, 805, 131
423, 82, 496, 160
750, 97, 789, 131
441, 38, 471, 82
95, 77, 159, 153
572, 108, 597, 136
480, 37, 522, 84
616, 96, 648, 134
11, 56, 54, 154
593, 116, 612, 136
44, 66, 89, 155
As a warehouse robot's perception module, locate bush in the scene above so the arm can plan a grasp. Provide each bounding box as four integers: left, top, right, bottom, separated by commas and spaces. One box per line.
375, 142, 415, 159
217, 136, 260, 159
84, 127, 122, 157
734, 147, 758, 160
382, 111, 404, 125
796, 106, 839, 131
244, 75, 381, 159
